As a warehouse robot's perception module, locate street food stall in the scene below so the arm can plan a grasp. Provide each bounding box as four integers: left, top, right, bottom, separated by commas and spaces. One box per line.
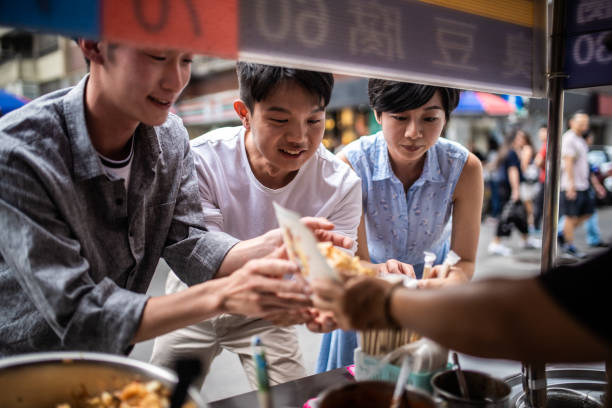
0, 0, 610, 407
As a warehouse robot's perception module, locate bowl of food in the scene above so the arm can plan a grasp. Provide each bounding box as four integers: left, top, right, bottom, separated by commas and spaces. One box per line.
0, 351, 206, 407
318, 380, 437, 408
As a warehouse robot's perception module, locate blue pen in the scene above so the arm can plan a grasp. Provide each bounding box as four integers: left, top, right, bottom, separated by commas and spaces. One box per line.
252, 336, 273, 408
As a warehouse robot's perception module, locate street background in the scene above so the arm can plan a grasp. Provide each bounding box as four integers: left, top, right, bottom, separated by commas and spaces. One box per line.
130, 206, 612, 402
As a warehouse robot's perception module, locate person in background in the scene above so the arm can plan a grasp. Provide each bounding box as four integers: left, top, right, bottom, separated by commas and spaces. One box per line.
316, 79, 483, 372
488, 129, 541, 256
558, 130, 608, 252
532, 124, 548, 232
583, 131, 608, 248
518, 130, 539, 234
558, 112, 594, 258
484, 134, 503, 219
150, 63, 362, 389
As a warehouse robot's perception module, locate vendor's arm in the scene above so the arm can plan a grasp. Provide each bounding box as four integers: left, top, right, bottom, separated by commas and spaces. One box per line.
387, 273, 611, 362
312, 253, 612, 363
419, 153, 483, 288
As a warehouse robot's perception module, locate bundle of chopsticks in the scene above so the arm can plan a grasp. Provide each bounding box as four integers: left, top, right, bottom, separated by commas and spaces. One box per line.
359, 329, 421, 358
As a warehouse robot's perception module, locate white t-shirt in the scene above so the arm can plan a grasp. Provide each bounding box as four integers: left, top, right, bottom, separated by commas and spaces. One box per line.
98, 135, 134, 191
561, 129, 590, 192
192, 126, 361, 244
166, 125, 362, 295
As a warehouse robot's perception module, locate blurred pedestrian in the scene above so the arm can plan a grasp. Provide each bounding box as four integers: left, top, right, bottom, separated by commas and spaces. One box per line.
558, 111, 594, 258
484, 135, 503, 218
532, 124, 548, 232
488, 129, 540, 256
518, 130, 539, 233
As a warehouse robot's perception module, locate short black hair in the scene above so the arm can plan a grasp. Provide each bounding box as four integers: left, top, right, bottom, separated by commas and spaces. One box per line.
367, 79, 460, 121
236, 62, 334, 111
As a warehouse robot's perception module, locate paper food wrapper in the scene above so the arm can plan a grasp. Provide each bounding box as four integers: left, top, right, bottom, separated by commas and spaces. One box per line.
273, 202, 340, 281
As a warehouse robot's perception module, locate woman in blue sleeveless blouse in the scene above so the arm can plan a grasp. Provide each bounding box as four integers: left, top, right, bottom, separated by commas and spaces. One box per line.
316, 80, 483, 373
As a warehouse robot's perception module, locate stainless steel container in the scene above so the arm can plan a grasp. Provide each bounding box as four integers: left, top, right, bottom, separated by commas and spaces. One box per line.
505, 367, 607, 408
0, 351, 206, 407
432, 369, 511, 408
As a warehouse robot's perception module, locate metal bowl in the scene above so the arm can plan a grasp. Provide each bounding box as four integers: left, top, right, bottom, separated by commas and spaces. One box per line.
0, 351, 206, 407
504, 367, 607, 408
432, 369, 511, 408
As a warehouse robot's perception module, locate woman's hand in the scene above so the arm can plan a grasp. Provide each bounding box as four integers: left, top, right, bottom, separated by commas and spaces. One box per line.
418, 265, 471, 289
377, 259, 416, 278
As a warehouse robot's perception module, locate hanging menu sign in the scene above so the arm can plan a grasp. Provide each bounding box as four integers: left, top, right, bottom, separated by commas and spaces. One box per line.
564, 0, 612, 89
0, 0, 546, 96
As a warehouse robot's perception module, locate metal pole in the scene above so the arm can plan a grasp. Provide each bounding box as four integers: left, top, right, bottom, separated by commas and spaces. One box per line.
522, 1, 567, 407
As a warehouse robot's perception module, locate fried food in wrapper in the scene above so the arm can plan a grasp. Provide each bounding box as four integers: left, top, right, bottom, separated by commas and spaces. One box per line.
317, 242, 377, 278
273, 202, 340, 281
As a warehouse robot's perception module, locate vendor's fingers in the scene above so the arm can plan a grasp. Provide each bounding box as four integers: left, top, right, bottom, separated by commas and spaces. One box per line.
311, 292, 336, 312
310, 278, 345, 302
315, 310, 338, 332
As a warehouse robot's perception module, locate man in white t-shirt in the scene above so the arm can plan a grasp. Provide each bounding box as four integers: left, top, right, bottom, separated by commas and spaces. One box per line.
559, 111, 594, 258
150, 63, 362, 389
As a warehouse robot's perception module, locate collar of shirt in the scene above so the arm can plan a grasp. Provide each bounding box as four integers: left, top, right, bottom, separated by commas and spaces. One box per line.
371, 132, 445, 185
63, 74, 162, 182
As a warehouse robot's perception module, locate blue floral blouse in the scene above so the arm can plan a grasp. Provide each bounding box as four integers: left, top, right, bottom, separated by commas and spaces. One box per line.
316, 132, 468, 373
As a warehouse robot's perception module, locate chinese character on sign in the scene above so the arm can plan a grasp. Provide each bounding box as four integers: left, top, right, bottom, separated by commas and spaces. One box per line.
433, 17, 478, 72
502, 32, 532, 79
348, 0, 405, 61
576, 0, 612, 25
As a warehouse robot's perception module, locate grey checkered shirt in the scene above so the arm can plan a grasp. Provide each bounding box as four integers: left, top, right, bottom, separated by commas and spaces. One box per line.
0, 76, 238, 356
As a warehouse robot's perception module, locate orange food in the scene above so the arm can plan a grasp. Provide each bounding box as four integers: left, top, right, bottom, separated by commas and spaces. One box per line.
317, 242, 377, 277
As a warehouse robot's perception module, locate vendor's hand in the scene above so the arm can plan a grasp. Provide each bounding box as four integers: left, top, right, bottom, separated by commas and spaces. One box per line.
310, 278, 352, 330
418, 266, 470, 289
377, 259, 416, 278
219, 258, 312, 317
565, 187, 577, 200
595, 184, 607, 199
305, 309, 338, 333
511, 190, 520, 202
312, 276, 400, 330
